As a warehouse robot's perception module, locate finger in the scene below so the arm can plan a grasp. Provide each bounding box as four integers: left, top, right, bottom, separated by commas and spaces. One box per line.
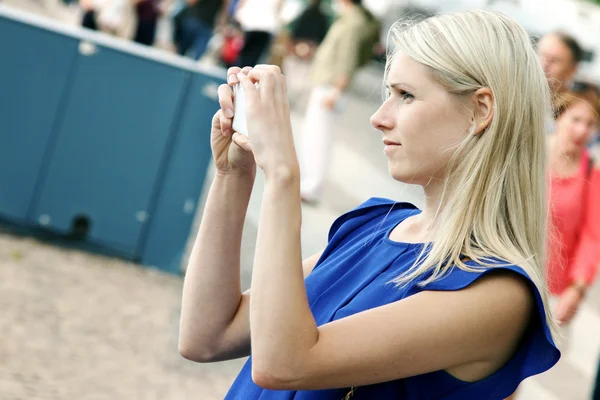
248, 69, 276, 98
251, 64, 287, 97
218, 84, 234, 119
232, 132, 253, 152
249, 69, 284, 98
227, 66, 242, 85
254, 64, 281, 74
218, 110, 232, 137
237, 72, 260, 106
212, 110, 221, 130
273, 70, 287, 105
279, 72, 288, 102
247, 66, 283, 81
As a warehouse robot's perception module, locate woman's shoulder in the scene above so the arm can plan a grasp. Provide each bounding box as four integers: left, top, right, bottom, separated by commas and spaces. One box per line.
352, 197, 416, 209
340, 197, 419, 215
418, 259, 546, 331
422, 258, 531, 292
419, 259, 559, 394
327, 198, 419, 242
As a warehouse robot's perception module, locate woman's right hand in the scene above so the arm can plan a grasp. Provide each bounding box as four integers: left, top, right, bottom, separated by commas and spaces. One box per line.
211, 66, 255, 176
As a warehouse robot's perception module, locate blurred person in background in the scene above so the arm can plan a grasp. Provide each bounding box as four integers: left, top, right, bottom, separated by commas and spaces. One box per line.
537, 31, 583, 96
537, 31, 583, 134
132, 0, 164, 46
285, 0, 329, 59
81, 0, 99, 30
569, 82, 600, 400
279, 0, 330, 109
219, 0, 244, 67
174, 0, 227, 60
507, 83, 600, 400
80, 0, 127, 36
170, 0, 186, 50
179, 10, 561, 400
233, 0, 282, 67
220, 20, 245, 68
270, 0, 330, 69
298, 0, 380, 204
577, 81, 600, 160
545, 86, 600, 328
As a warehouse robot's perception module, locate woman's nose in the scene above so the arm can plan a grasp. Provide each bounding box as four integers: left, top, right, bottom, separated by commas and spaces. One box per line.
370, 104, 393, 131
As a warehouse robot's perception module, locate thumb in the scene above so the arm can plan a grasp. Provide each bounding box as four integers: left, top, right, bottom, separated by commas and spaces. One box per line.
232, 132, 253, 153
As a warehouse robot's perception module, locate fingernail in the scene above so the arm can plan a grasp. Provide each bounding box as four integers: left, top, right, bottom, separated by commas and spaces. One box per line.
224, 108, 234, 118
237, 72, 244, 79
228, 74, 237, 83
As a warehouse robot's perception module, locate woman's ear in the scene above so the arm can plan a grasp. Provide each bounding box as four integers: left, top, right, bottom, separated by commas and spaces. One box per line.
472, 88, 494, 135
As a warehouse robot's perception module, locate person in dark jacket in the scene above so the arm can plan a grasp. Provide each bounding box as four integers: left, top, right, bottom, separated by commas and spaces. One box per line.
133, 0, 163, 46
174, 0, 227, 60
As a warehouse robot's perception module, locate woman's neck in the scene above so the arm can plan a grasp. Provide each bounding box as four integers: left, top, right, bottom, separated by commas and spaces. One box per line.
408, 180, 445, 241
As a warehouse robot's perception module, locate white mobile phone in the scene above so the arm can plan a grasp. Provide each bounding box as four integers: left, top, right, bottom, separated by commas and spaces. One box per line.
232, 83, 249, 137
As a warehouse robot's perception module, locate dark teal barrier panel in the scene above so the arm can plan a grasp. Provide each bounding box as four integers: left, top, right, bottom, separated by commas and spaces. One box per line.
0, 5, 224, 272
139, 73, 222, 273
29, 44, 189, 257
0, 16, 78, 222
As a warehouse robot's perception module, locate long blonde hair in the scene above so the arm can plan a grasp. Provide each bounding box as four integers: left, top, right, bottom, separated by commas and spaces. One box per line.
387, 11, 555, 331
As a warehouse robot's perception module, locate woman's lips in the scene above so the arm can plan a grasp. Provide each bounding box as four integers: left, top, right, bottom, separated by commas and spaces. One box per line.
383, 139, 401, 153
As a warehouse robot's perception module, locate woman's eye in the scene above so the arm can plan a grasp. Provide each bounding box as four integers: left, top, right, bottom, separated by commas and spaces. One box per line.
398, 90, 415, 102
385, 87, 415, 102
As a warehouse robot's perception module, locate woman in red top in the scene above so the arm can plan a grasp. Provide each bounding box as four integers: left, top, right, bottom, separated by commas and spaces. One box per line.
548, 85, 600, 326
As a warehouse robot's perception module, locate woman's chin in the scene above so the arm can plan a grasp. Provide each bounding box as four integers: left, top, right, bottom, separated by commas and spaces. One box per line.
389, 168, 420, 185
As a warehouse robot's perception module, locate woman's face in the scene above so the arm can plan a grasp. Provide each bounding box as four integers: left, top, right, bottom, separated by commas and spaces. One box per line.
555, 101, 599, 153
370, 52, 472, 186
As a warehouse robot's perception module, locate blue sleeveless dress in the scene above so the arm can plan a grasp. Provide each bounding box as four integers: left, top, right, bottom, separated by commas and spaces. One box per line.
225, 198, 560, 399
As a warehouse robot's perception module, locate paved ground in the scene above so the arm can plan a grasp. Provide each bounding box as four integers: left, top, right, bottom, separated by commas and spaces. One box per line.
3, 1, 600, 399
0, 233, 246, 400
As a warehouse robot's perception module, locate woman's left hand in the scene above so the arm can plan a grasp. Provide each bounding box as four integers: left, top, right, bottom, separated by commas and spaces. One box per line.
554, 286, 584, 325
236, 65, 299, 182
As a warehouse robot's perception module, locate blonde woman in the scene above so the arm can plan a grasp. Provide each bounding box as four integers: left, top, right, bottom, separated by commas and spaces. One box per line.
179, 11, 560, 399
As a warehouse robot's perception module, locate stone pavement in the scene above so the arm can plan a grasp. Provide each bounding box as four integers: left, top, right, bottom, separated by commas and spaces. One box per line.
0, 233, 245, 400
2, 2, 600, 399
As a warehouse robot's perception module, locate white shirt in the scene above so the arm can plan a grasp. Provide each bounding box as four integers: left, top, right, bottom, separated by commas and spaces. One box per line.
235, 0, 281, 34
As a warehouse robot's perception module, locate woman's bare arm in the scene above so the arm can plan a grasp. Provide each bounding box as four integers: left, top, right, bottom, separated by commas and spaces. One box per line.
246, 175, 534, 390
178, 171, 322, 363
